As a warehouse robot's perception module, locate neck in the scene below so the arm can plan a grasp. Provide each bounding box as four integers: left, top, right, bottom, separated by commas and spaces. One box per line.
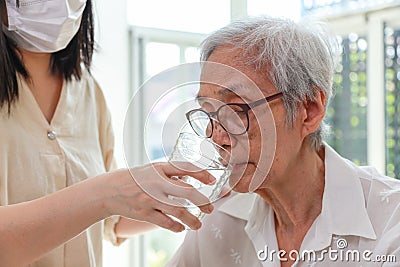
19, 49, 54, 79
18, 49, 63, 123
255, 143, 325, 231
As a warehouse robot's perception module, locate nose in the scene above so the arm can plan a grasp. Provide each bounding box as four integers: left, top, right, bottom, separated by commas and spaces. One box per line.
211, 120, 231, 150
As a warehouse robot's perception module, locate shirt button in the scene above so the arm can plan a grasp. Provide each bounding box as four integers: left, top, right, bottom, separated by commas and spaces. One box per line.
47, 130, 57, 140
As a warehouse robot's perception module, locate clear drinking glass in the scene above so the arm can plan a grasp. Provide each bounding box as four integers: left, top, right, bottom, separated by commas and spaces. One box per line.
168, 132, 233, 223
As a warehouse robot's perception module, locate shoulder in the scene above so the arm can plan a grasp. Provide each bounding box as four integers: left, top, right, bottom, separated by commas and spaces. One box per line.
357, 165, 400, 205
79, 69, 106, 99
67, 69, 104, 99
70, 69, 110, 114
357, 166, 400, 242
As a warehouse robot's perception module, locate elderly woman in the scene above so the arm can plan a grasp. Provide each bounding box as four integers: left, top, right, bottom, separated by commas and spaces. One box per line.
167, 16, 400, 266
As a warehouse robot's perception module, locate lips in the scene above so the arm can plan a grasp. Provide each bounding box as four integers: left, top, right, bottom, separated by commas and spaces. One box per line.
228, 163, 250, 189
232, 162, 249, 172
233, 162, 247, 167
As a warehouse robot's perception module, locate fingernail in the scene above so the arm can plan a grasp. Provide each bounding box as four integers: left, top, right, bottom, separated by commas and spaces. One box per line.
208, 176, 216, 184
208, 205, 214, 213
194, 221, 202, 230
174, 225, 184, 232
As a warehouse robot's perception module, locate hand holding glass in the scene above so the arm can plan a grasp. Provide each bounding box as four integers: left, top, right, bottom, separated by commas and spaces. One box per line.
168, 132, 233, 225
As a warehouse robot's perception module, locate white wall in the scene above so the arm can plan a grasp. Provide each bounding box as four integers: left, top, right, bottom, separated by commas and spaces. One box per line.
92, 0, 130, 168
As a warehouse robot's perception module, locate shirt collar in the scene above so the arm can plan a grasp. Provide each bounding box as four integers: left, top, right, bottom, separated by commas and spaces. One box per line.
218, 192, 258, 221
317, 143, 376, 239
218, 143, 377, 250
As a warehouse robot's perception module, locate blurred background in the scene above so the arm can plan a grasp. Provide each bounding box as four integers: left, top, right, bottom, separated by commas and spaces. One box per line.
91, 0, 400, 266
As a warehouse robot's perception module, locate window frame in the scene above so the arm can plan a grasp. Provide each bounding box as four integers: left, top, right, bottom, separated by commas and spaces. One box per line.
324, 5, 400, 173
127, 26, 206, 267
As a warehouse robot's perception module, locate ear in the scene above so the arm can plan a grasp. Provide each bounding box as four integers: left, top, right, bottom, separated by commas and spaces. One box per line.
301, 89, 326, 140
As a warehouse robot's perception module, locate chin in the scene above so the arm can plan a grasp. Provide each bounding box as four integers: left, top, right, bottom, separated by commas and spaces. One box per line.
228, 175, 252, 193
229, 167, 269, 193
231, 184, 251, 193
229, 163, 260, 192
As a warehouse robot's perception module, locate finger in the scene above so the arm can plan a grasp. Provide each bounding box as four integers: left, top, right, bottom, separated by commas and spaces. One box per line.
147, 210, 186, 233
165, 193, 214, 216
154, 199, 204, 230
165, 179, 214, 214
160, 162, 216, 185
219, 186, 231, 198
161, 205, 202, 230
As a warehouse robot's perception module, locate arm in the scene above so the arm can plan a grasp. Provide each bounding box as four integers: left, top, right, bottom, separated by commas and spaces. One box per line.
0, 165, 214, 266
0, 174, 105, 266
115, 217, 158, 237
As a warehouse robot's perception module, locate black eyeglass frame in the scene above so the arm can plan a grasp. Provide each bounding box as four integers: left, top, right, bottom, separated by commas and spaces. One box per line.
186, 92, 284, 138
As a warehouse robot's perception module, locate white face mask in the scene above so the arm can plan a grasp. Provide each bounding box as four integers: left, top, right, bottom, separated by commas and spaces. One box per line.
2, 0, 87, 53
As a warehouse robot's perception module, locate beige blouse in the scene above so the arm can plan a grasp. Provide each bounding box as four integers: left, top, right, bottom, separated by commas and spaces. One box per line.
0, 71, 119, 267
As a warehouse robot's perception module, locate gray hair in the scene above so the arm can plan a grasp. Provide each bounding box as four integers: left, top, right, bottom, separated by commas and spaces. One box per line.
200, 16, 338, 150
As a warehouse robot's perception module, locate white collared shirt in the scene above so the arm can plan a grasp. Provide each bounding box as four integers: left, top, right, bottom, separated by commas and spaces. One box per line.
166, 145, 400, 267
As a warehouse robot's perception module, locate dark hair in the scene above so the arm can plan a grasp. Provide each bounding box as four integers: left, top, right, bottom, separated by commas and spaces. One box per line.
0, 0, 95, 113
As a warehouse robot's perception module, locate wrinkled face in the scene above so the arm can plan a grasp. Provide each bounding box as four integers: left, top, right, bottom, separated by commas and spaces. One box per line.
198, 47, 303, 193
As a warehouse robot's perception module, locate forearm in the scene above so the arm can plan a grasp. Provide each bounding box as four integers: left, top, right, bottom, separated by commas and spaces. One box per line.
115, 217, 158, 238
0, 176, 107, 266
0, 164, 215, 266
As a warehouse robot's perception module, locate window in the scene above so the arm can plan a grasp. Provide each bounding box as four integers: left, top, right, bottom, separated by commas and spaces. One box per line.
385, 26, 400, 178
248, 0, 301, 20
326, 33, 368, 165
128, 0, 230, 33
124, 1, 301, 266
125, 28, 206, 267
309, 2, 400, 174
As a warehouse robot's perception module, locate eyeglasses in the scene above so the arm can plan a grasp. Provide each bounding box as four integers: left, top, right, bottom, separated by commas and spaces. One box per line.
186, 92, 283, 138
